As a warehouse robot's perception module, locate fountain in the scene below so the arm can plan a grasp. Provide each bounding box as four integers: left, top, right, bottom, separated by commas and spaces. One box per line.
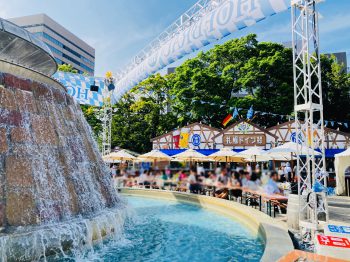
0, 18, 127, 261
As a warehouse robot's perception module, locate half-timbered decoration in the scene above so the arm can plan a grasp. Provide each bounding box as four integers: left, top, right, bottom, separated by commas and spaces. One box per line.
212, 120, 278, 150
151, 122, 220, 150
267, 121, 350, 149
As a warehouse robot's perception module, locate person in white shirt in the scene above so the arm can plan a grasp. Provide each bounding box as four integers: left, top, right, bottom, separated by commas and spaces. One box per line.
284, 162, 293, 182
188, 168, 200, 193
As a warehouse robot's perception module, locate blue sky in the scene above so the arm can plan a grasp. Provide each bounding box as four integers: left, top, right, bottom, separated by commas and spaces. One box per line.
2, 0, 350, 76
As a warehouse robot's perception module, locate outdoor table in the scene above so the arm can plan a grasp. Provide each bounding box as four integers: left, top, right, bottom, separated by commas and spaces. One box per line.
258, 192, 288, 217
240, 189, 288, 216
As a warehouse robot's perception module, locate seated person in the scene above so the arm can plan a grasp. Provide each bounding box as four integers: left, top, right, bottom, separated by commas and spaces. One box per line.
188, 168, 200, 194
138, 170, 150, 186
241, 171, 249, 187
231, 172, 242, 187
264, 171, 282, 195
215, 168, 230, 199
246, 172, 261, 191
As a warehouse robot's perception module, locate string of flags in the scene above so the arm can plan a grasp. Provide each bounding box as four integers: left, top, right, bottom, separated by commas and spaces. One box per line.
225, 106, 349, 129
191, 99, 349, 129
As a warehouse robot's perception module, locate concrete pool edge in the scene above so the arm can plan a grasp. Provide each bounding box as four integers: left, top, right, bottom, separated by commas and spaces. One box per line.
120, 188, 294, 262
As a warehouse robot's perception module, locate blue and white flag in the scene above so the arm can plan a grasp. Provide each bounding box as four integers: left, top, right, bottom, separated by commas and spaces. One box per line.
53, 71, 105, 106
247, 106, 254, 119
232, 107, 239, 118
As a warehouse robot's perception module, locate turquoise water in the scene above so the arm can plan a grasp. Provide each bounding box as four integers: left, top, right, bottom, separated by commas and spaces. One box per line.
54, 196, 264, 261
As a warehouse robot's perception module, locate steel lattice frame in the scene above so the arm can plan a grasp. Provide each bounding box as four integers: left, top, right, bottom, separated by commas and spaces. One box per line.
115, 0, 224, 80
292, 0, 328, 240
101, 87, 113, 156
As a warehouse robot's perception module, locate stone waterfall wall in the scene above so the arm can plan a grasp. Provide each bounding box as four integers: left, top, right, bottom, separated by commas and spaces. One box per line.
0, 71, 119, 229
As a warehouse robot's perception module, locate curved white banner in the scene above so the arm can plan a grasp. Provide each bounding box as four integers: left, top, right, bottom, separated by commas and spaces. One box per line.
112, 0, 290, 103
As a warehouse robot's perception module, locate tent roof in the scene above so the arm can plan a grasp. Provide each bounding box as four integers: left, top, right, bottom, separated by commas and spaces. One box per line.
335, 148, 350, 157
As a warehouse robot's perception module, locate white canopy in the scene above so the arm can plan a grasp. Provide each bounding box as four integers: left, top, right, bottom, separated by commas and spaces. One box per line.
103, 150, 136, 162
266, 141, 322, 160
209, 148, 244, 162
172, 149, 207, 162
237, 147, 271, 162
137, 149, 172, 162
335, 148, 350, 195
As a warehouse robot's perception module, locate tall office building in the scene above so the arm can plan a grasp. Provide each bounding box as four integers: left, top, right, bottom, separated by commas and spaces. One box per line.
9, 14, 95, 75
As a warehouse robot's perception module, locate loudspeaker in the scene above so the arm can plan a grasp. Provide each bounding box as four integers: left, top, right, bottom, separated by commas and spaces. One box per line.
90, 85, 99, 92
108, 83, 115, 91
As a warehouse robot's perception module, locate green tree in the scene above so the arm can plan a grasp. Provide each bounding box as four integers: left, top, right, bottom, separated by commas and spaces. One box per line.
57, 63, 78, 74
88, 34, 350, 153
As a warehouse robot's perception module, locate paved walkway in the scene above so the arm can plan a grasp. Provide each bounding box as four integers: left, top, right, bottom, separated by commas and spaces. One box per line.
328, 196, 350, 224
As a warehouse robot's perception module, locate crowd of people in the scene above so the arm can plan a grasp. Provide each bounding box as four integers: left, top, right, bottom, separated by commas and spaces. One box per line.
111, 163, 296, 199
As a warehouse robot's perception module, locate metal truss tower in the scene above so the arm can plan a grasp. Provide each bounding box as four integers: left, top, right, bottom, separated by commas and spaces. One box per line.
115, 0, 223, 81
101, 74, 115, 156
292, 0, 328, 241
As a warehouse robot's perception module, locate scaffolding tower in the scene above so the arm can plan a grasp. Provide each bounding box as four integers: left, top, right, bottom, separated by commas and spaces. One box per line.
101, 73, 115, 156
292, 0, 329, 242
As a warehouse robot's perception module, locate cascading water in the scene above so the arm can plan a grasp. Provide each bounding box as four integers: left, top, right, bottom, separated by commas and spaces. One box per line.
0, 18, 130, 261
0, 67, 129, 261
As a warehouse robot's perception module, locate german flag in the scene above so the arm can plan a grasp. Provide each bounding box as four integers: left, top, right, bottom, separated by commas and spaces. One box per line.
222, 114, 233, 127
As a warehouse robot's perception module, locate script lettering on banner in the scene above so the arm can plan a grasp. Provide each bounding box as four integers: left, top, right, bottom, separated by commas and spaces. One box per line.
223, 134, 266, 146
317, 235, 350, 248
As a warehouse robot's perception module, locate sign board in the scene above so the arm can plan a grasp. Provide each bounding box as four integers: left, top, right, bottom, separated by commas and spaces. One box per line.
315, 234, 350, 260
223, 134, 266, 146
317, 235, 350, 248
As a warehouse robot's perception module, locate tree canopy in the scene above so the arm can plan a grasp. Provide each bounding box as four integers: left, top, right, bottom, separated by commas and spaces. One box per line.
82, 34, 350, 153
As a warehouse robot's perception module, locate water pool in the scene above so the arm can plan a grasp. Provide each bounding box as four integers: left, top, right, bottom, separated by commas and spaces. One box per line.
55, 196, 264, 261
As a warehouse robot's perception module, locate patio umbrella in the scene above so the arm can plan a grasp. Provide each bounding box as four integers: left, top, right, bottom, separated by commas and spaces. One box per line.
172, 149, 207, 163
104, 149, 136, 162
237, 147, 271, 162
137, 149, 172, 162
266, 141, 322, 160
209, 148, 244, 163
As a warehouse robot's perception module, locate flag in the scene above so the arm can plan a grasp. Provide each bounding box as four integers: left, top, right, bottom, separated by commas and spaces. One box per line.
179, 128, 190, 148
247, 106, 254, 119
173, 130, 180, 149
222, 114, 233, 127
232, 107, 239, 119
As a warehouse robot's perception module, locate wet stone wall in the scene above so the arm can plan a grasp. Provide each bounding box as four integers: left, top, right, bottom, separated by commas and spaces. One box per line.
0, 72, 119, 229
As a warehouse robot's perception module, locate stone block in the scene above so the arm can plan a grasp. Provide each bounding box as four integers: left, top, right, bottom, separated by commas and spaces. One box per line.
17, 78, 32, 92
15, 89, 37, 113
52, 88, 67, 104
11, 127, 30, 143
5, 191, 37, 226
0, 109, 22, 127
3, 73, 15, 88
0, 127, 8, 153
0, 86, 17, 111
32, 82, 53, 101
5, 156, 33, 187
32, 116, 58, 145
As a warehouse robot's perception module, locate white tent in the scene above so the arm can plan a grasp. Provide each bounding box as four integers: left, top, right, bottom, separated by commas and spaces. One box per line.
266, 141, 322, 160
335, 148, 350, 195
